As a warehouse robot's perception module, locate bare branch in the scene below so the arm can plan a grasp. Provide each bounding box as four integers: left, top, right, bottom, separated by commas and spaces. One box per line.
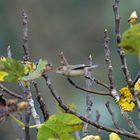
104, 30, 115, 90
112, 0, 133, 92
7, 45, 12, 58
60, 52, 69, 66
95, 110, 101, 135
22, 83, 41, 127
22, 10, 29, 62
113, 0, 121, 44
0, 83, 23, 99
112, 0, 140, 114
21, 10, 30, 140
67, 78, 111, 96
83, 55, 93, 136
121, 111, 140, 134
103, 29, 120, 101
93, 78, 109, 90
105, 101, 120, 129
104, 26, 139, 135
43, 74, 140, 140
32, 81, 49, 121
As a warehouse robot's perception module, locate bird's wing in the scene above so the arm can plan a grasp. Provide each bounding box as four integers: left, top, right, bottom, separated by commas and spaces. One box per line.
70, 64, 86, 70
71, 64, 98, 70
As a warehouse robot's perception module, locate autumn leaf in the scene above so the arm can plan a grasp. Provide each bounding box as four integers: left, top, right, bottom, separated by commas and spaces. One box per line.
109, 132, 121, 140
0, 58, 48, 82
82, 135, 101, 140
118, 87, 135, 112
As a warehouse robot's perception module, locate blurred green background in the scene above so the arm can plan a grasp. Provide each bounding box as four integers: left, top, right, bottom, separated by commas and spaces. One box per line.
0, 0, 139, 140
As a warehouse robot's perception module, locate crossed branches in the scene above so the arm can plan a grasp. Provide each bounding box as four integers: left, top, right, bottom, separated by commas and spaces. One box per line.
0, 0, 140, 140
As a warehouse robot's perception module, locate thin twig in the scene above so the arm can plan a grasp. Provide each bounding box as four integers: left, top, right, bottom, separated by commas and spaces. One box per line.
105, 101, 120, 129
43, 74, 140, 140
32, 81, 49, 121
21, 83, 41, 127
95, 110, 101, 135
7, 45, 12, 58
60, 52, 69, 66
84, 76, 109, 90
112, 0, 140, 117
112, 0, 133, 94
132, 70, 140, 86
121, 111, 140, 134
104, 29, 120, 102
21, 11, 33, 140
19, 82, 30, 140
22, 10, 29, 62
67, 78, 111, 96
0, 83, 23, 99
82, 55, 93, 136
22, 10, 30, 140
112, 0, 121, 44
104, 29, 139, 134
94, 78, 109, 89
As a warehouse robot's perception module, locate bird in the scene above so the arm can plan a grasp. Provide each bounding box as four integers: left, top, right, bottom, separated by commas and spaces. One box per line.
55, 64, 98, 77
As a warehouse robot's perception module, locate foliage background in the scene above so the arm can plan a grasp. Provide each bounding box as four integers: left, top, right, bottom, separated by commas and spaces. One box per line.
0, 0, 139, 139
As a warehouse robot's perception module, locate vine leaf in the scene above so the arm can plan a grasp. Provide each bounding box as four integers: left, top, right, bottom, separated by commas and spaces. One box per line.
37, 113, 83, 140
0, 58, 48, 82
0, 58, 25, 82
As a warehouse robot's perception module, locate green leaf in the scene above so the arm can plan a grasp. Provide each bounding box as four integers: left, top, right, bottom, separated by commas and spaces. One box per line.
37, 113, 83, 140
22, 59, 48, 81
0, 58, 25, 82
119, 23, 140, 55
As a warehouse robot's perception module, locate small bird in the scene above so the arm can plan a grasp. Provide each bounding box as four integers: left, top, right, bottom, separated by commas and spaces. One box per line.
55, 64, 98, 77
119, 11, 140, 61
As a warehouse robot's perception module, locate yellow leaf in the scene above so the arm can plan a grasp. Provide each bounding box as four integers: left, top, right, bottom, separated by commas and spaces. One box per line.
118, 87, 135, 112
23, 61, 36, 75
0, 71, 8, 81
82, 135, 101, 140
109, 132, 121, 140
0, 56, 6, 61
134, 78, 140, 91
